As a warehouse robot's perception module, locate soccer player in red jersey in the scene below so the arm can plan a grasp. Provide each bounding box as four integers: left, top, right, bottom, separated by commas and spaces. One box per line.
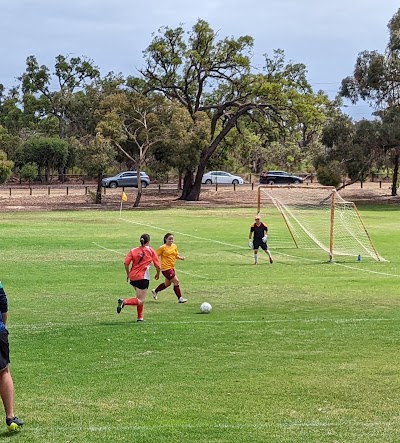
116, 234, 161, 322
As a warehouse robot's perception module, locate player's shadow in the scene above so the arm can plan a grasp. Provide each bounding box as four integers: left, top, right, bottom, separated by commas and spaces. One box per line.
0, 430, 21, 439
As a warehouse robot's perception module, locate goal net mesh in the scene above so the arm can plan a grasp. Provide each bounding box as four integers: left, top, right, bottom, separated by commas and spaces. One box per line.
258, 186, 385, 261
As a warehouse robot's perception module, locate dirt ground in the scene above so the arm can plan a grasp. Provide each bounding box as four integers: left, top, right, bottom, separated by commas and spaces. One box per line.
0, 182, 398, 212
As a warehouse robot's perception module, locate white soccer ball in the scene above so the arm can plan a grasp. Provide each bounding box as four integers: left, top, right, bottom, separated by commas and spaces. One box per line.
200, 302, 212, 314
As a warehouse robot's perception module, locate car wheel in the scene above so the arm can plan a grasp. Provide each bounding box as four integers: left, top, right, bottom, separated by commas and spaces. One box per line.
109, 181, 118, 188
293, 179, 301, 184
267, 180, 275, 185
232, 179, 239, 185
141, 181, 148, 188
205, 179, 212, 184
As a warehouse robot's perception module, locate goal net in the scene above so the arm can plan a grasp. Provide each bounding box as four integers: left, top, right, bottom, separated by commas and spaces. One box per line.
257, 185, 385, 261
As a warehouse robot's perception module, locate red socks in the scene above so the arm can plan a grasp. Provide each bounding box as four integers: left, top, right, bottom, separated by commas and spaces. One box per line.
123, 297, 139, 305
173, 285, 182, 299
137, 304, 144, 320
155, 283, 167, 293
123, 297, 144, 320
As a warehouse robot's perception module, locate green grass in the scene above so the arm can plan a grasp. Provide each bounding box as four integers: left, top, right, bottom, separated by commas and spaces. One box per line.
0, 206, 399, 442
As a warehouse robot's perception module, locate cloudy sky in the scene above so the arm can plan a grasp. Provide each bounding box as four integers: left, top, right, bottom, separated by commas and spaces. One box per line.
1, 0, 399, 119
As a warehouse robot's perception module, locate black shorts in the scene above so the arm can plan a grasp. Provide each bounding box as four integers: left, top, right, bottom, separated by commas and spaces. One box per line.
253, 239, 268, 250
130, 279, 149, 290
0, 330, 10, 370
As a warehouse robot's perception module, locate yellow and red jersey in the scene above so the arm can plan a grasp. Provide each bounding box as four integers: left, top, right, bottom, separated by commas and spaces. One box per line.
156, 243, 179, 271
124, 246, 160, 281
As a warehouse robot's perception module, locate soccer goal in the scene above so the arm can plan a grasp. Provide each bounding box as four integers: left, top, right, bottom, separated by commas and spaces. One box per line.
257, 185, 385, 262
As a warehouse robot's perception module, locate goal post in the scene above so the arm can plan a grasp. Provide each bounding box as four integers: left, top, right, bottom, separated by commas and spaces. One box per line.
257, 185, 385, 262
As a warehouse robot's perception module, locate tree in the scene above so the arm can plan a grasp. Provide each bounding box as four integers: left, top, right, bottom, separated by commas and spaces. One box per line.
0, 150, 13, 184
19, 55, 100, 139
74, 135, 116, 204
340, 8, 400, 195
20, 162, 38, 185
96, 88, 170, 207
140, 20, 275, 200
0, 125, 21, 160
140, 22, 330, 200
320, 115, 382, 188
18, 137, 69, 183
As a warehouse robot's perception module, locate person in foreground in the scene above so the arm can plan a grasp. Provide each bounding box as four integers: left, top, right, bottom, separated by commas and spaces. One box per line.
0, 280, 23, 432
249, 215, 273, 265
151, 233, 187, 303
116, 234, 161, 322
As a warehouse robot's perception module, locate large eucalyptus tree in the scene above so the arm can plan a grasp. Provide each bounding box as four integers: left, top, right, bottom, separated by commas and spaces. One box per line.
341, 8, 400, 195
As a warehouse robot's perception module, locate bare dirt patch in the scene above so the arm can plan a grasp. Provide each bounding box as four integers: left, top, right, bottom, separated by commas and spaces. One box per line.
0, 182, 398, 212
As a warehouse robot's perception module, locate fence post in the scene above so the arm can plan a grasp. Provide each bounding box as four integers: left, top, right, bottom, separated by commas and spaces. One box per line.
48, 187, 50, 195
66, 187, 69, 195
85, 187, 88, 195
360, 181, 363, 189
233, 183, 236, 191
158, 184, 161, 193
379, 181, 382, 189
252, 182, 254, 191
30, 187, 32, 195
9, 188, 11, 197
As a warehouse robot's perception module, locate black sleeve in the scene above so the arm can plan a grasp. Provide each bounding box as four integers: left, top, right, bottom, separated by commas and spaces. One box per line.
0, 286, 8, 314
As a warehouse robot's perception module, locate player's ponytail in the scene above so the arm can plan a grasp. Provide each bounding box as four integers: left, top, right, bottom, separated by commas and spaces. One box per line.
140, 233, 150, 246
164, 233, 173, 244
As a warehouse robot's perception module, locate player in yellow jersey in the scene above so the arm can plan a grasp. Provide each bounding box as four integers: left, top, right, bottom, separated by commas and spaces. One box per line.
152, 233, 187, 303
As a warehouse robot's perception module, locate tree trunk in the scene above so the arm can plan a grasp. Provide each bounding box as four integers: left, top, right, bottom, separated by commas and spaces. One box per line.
391, 151, 399, 197
133, 165, 143, 207
178, 170, 182, 190
96, 174, 102, 204
179, 161, 207, 201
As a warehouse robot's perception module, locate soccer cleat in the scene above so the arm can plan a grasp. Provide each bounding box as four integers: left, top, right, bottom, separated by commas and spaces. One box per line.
151, 289, 157, 300
178, 297, 187, 303
137, 318, 144, 322
117, 298, 124, 314
269, 257, 273, 264
6, 416, 23, 431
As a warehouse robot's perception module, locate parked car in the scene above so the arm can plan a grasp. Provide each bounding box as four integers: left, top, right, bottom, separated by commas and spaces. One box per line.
259, 171, 304, 185
202, 171, 244, 185
101, 171, 151, 188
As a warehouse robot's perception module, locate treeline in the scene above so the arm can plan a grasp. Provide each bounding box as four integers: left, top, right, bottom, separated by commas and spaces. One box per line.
1, 15, 400, 205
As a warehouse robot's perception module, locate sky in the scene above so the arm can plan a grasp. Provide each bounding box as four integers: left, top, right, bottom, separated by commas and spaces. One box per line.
1, 0, 399, 120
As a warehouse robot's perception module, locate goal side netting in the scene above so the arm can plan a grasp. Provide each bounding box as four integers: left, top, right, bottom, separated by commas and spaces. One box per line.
257, 185, 385, 262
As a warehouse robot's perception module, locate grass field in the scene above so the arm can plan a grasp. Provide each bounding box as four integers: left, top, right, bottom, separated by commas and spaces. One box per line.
0, 205, 399, 442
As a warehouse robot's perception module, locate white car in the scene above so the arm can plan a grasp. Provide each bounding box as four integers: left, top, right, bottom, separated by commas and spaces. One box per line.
202, 171, 244, 185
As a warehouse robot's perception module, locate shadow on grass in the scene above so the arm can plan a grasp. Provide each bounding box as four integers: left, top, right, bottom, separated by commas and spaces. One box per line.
0, 430, 21, 439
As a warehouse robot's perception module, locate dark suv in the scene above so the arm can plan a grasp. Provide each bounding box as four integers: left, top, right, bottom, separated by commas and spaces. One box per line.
259, 171, 304, 185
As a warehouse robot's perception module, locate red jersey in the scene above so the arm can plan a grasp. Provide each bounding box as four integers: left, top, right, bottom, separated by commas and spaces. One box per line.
124, 246, 160, 281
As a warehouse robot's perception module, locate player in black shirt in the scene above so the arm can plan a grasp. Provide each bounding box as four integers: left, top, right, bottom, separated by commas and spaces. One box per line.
249, 215, 273, 265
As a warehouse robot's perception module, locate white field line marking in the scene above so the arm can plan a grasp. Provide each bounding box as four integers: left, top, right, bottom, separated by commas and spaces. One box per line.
272, 251, 400, 278
119, 217, 247, 249
119, 217, 398, 277
92, 242, 210, 280
11, 317, 396, 331
26, 421, 395, 433
333, 262, 399, 277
